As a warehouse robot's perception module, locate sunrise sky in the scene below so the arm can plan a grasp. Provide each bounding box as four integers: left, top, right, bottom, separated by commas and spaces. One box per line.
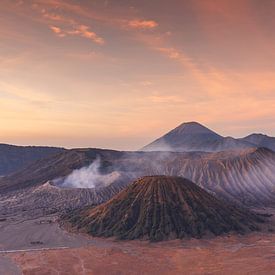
1, 0, 275, 150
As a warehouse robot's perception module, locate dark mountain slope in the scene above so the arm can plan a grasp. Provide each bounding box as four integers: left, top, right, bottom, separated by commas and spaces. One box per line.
241, 134, 275, 151
0, 148, 123, 193
0, 143, 64, 176
64, 176, 264, 241
141, 122, 253, 152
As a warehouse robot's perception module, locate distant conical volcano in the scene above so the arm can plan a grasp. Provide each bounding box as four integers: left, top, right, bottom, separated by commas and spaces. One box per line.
165, 121, 220, 136
64, 176, 263, 241
141, 122, 253, 152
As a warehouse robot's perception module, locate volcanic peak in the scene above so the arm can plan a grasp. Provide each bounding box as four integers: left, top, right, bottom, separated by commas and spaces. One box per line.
169, 121, 221, 136
64, 176, 264, 241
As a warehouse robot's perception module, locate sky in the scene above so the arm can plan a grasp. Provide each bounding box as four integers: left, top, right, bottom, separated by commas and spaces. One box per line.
0, 0, 275, 150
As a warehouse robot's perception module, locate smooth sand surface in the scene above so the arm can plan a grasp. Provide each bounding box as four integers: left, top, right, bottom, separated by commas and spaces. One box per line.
0, 256, 21, 275
1, 209, 275, 274
0, 215, 112, 251
2, 232, 275, 275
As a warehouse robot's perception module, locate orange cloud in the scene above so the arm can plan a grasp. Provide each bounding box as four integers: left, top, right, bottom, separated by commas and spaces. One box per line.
157, 47, 181, 60
32, 1, 105, 44
68, 25, 105, 45
50, 26, 61, 34
128, 20, 158, 29
155, 46, 206, 83
49, 26, 66, 37
49, 24, 105, 45
42, 12, 74, 24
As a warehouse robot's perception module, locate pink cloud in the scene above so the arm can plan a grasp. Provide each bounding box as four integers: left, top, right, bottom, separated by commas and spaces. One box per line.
32, 1, 105, 45
49, 24, 105, 45
128, 20, 158, 29
49, 25, 66, 37
43, 12, 71, 23
68, 25, 105, 45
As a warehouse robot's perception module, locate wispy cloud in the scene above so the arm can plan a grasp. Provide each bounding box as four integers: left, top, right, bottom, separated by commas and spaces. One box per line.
49, 25, 66, 37
36, 2, 157, 45
30, 1, 106, 45
42, 12, 72, 23
128, 19, 158, 29
0, 80, 53, 104
68, 25, 105, 45
49, 24, 105, 44
33, 0, 159, 40
1, 0, 275, 147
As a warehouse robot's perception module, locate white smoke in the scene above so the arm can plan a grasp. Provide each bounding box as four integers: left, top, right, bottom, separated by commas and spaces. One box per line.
141, 140, 174, 152
54, 150, 189, 190
58, 157, 121, 189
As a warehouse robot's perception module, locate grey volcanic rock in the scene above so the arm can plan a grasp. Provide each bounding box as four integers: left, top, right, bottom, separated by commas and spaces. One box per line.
64, 176, 264, 241
119, 148, 275, 207
1, 147, 275, 208
141, 122, 253, 152
0, 144, 64, 176
0, 148, 124, 193
241, 134, 275, 151
0, 181, 128, 217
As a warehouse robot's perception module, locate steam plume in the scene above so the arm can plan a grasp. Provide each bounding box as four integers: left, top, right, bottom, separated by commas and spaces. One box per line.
59, 157, 120, 188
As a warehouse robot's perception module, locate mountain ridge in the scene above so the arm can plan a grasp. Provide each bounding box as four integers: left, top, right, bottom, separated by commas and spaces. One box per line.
241, 133, 275, 151
145, 121, 224, 151
141, 121, 274, 152
0, 143, 65, 176
1, 147, 274, 208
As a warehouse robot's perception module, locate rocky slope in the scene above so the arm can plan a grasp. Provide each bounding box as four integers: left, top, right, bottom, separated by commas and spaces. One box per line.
0, 149, 129, 217
64, 176, 264, 241
0, 181, 128, 218
0, 148, 123, 193
1, 147, 274, 208
123, 148, 275, 206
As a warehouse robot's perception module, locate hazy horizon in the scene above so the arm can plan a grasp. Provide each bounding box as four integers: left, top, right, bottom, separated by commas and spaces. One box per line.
0, 120, 273, 150
1, 0, 275, 150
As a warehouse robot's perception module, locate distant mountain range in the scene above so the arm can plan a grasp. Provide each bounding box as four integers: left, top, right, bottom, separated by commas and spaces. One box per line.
141, 122, 275, 152
0, 121, 274, 216
1, 147, 274, 209
241, 133, 275, 151
0, 122, 273, 178
0, 144, 65, 176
